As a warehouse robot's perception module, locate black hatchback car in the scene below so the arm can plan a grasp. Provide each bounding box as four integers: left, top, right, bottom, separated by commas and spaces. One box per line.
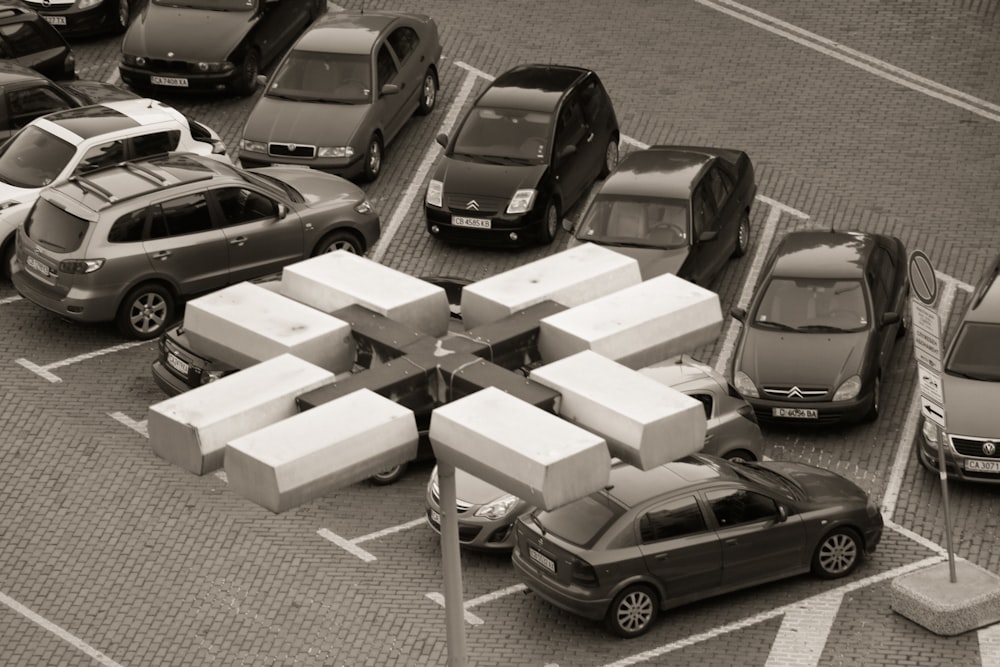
730, 229, 908, 424
424, 64, 619, 246
0, 3, 74, 80
20, 0, 132, 37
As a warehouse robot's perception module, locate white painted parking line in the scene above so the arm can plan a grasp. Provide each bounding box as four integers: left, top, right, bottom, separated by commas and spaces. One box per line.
764, 592, 843, 667
425, 592, 484, 626
0, 590, 125, 667
424, 583, 528, 627
109, 411, 148, 438
979, 622, 1000, 667
699, 0, 1000, 123
316, 518, 424, 562
1, 294, 22, 305
16, 340, 149, 383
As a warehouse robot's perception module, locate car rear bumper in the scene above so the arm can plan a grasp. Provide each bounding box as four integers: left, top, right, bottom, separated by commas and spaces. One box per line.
511, 547, 609, 621
151, 360, 192, 397
12, 266, 118, 323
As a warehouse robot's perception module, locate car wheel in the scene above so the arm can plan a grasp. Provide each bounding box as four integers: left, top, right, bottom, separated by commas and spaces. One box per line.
539, 200, 560, 245
313, 230, 364, 256
811, 528, 862, 579
605, 584, 659, 638
722, 448, 757, 464
362, 134, 383, 182
370, 463, 408, 486
233, 50, 260, 97
733, 211, 751, 257
116, 283, 174, 340
113, 0, 130, 34
599, 136, 619, 179
864, 376, 880, 422
1, 238, 13, 280
417, 69, 438, 115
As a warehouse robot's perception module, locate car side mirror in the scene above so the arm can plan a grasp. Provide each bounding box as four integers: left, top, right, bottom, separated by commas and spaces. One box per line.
277, 204, 287, 220
380, 83, 400, 96
698, 230, 718, 243
777, 505, 787, 522
881, 312, 900, 327
436, 133, 448, 148
256, 74, 268, 86
731, 307, 747, 323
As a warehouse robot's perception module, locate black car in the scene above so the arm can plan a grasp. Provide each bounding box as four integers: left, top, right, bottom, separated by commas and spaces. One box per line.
571, 145, 756, 284
0, 3, 74, 80
424, 63, 619, 247
20, 0, 132, 37
119, 0, 325, 97
730, 229, 909, 424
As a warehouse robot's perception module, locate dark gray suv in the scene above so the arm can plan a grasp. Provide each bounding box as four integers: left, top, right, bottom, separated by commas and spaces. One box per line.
12, 153, 380, 339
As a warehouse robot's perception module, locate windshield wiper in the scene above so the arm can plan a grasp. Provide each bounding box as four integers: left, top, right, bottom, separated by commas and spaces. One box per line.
754, 320, 799, 332
797, 324, 853, 333
947, 370, 1000, 382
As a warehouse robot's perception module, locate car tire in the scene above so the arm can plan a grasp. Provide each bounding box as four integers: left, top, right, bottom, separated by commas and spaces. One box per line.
733, 211, 751, 257
370, 463, 408, 486
864, 376, 880, 422
313, 230, 364, 256
605, 584, 659, 638
417, 68, 438, 116
811, 527, 862, 579
116, 283, 174, 340
599, 136, 619, 179
233, 49, 260, 97
1, 237, 13, 281
113, 0, 131, 34
539, 200, 560, 245
362, 134, 383, 182
722, 448, 757, 463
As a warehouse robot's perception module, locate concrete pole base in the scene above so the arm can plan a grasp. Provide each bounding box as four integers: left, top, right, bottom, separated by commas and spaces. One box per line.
891, 560, 1000, 635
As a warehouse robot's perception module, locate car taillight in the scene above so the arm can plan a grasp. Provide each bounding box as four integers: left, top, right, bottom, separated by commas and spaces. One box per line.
59, 259, 104, 274
570, 557, 599, 587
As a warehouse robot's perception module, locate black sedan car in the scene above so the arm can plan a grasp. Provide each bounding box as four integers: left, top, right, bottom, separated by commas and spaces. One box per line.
0, 3, 74, 80
20, 0, 132, 37
119, 0, 325, 97
425, 63, 619, 247
730, 229, 908, 424
512, 454, 883, 638
571, 145, 756, 284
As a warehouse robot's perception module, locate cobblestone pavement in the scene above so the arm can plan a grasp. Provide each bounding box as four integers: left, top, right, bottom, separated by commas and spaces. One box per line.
1, 1, 999, 665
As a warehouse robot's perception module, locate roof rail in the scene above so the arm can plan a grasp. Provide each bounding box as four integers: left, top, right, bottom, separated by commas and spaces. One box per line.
69, 173, 116, 202
122, 159, 169, 184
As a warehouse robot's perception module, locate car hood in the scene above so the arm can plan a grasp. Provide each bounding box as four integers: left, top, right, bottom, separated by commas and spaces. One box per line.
454, 468, 511, 505
941, 373, 1000, 437
760, 461, 868, 505
244, 96, 370, 146
737, 328, 868, 387
124, 5, 250, 60
0, 184, 38, 209
435, 158, 548, 197
576, 243, 690, 281
250, 167, 365, 208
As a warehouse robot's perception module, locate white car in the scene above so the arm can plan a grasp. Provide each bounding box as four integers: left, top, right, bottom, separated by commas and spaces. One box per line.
0, 97, 227, 277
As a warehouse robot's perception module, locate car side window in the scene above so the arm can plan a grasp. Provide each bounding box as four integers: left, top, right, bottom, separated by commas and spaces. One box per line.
213, 187, 279, 226
706, 165, 732, 210
78, 140, 126, 173
8, 86, 72, 129
148, 193, 212, 239
386, 26, 419, 63
376, 44, 398, 90
130, 130, 181, 158
705, 488, 779, 527
639, 495, 707, 543
555, 98, 586, 153
687, 392, 713, 420
691, 184, 715, 238
577, 77, 605, 124
108, 208, 148, 243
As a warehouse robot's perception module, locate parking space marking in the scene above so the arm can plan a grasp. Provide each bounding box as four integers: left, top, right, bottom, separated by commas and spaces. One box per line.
16, 340, 149, 383
699, 0, 1000, 123
1, 294, 21, 305
109, 411, 148, 438
979, 622, 1000, 667
316, 518, 424, 563
764, 592, 843, 667
424, 583, 528, 626
0, 590, 125, 667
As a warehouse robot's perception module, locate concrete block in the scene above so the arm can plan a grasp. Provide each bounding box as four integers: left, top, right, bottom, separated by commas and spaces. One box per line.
225, 389, 419, 513
891, 560, 1000, 635
530, 351, 705, 469
430, 387, 610, 510
148, 354, 334, 475
461, 244, 641, 329
538, 273, 722, 369
183, 282, 355, 373
282, 251, 451, 337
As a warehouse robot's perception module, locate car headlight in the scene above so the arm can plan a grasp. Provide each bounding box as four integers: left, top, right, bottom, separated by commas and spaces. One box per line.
474, 494, 518, 520
317, 146, 355, 158
733, 370, 759, 398
240, 139, 267, 153
921, 417, 941, 447
122, 53, 146, 67
506, 189, 536, 215
354, 199, 373, 215
426, 179, 443, 208
79, 0, 102, 8
197, 61, 231, 73
832, 375, 862, 401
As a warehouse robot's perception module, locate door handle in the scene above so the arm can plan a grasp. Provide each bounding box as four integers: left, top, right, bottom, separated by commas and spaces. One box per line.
654, 553, 670, 561
229, 236, 248, 246
151, 250, 171, 260
724, 538, 740, 546
586, 132, 594, 143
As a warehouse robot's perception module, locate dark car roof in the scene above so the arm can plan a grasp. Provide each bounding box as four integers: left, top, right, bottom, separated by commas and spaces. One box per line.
600, 146, 714, 199
477, 64, 590, 113
769, 229, 886, 280
604, 455, 734, 508
296, 11, 402, 54
0, 60, 41, 85
967, 253, 1000, 322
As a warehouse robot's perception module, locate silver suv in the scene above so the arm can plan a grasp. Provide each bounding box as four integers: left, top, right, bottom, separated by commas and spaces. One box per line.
12, 153, 380, 339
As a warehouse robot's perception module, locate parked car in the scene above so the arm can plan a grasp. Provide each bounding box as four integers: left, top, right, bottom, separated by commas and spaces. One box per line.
20, 0, 132, 37
119, 0, 325, 97
0, 3, 74, 80
238, 10, 441, 182
512, 454, 883, 638
730, 229, 908, 424
425, 355, 764, 551
570, 145, 756, 284
424, 63, 619, 246
12, 153, 380, 339
917, 252, 1000, 482
0, 97, 225, 278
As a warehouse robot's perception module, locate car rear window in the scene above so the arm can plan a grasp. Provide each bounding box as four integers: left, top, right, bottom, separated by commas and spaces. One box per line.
0, 125, 74, 188
24, 198, 89, 252
946, 322, 1000, 382
535, 494, 624, 548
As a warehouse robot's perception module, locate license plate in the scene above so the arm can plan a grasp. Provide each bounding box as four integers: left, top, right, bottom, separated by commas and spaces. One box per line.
429, 509, 440, 525
773, 407, 818, 419
528, 547, 556, 573
966, 459, 1000, 473
452, 215, 491, 229
151, 76, 189, 87
25, 256, 50, 277
44, 16, 67, 25
166, 352, 189, 376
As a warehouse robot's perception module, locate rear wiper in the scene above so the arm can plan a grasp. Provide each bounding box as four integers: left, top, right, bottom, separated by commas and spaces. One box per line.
528, 510, 546, 536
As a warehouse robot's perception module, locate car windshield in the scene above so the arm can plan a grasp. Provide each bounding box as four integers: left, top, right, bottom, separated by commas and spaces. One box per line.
534, 494, 624, 548
945, 322, 1000, 381
576, 195, 690, 249
153, 0, 253, 10
753, 278, 869, 332
731, 463, 804, 501
23, 198, 90, 252
451, 106, 552, 164
267, 51, 371, 104
0, 126, 75, 189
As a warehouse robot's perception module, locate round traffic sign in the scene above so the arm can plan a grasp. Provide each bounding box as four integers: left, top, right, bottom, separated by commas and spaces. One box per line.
908, 250, 938, 306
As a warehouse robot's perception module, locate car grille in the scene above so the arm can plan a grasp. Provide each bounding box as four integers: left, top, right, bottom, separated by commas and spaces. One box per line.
268, 143, 317, 159
761, 385, 829, 399
950, 434, 1000, 458
426, 509, 482, 542
142, 59, 198, 75
444, 195, 507, 217
430, 485, 474, 513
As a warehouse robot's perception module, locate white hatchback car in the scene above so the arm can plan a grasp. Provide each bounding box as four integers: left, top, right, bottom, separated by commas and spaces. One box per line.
0, 98, 227, 277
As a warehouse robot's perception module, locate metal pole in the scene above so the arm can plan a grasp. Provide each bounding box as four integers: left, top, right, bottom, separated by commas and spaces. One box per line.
438, 461, 468, 666
936, 439, 958, 582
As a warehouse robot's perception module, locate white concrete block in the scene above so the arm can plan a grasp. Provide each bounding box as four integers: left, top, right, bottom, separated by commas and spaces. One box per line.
148, 354, 334, 474
281, 251, 451, 337
538, 273, 722, 369
225, 389, 419, 513
183, 282, 355, 373
429, 387, 610, 510
530, 351, 706, 469
461, 244, 641, 329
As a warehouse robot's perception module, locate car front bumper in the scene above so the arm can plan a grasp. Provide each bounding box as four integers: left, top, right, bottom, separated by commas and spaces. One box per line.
745, 390, 874, 425
916, 422, 1000, 484
33, 5, 117, 37
424, 487, 517, 551
238, 151, 367, 181
119, 65, 237, 93
424, 205, 546, 247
